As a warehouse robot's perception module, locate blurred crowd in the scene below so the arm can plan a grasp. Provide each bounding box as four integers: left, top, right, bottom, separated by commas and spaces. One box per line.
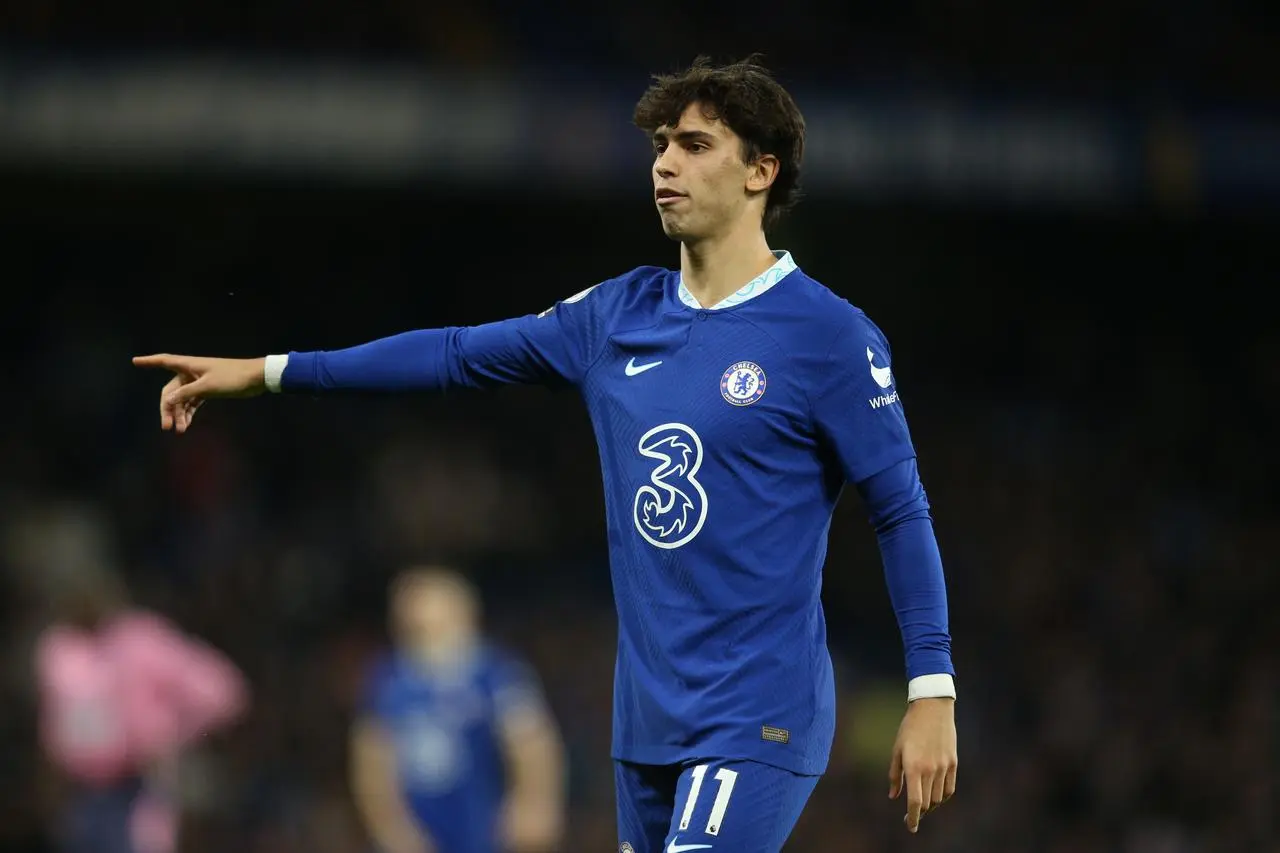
2, 0, 1278, 100
0, 177, 1275, 852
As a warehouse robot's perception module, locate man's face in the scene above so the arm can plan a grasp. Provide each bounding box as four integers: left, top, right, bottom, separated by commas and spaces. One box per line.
651, 102, 755, 241
392, 573, 476, 648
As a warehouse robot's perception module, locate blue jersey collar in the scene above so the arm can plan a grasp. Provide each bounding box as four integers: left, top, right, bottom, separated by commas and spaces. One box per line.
677, 250, 796, 310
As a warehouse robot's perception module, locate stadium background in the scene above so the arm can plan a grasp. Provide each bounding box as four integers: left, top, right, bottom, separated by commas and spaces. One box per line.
1, 2, 1277, 851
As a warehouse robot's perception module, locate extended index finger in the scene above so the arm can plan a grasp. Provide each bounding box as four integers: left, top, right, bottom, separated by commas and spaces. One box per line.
133, 353, 193, 372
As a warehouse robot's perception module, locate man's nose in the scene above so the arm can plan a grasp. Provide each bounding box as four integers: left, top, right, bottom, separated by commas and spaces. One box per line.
654, 151, 677, 179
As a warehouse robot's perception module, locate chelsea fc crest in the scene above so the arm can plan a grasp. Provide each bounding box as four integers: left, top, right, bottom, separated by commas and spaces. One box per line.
620, 844, 635, 853
720, 360, 767, 406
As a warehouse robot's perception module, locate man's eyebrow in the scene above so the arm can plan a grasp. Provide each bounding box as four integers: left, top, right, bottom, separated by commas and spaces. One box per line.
652, 129, 718, 145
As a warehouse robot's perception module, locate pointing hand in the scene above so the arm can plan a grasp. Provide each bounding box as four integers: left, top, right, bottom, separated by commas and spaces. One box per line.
132, 354, 267, 433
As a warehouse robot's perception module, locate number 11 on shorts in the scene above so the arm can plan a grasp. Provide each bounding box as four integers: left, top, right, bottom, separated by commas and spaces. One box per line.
678, 764, 739, 836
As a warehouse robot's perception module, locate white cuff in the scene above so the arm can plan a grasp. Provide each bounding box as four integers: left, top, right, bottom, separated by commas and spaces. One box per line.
907, 674, 956, 702
264, 354, 289, 394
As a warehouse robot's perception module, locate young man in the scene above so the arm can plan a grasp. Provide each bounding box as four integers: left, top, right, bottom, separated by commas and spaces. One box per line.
136, 57, 958, 852
351, 566, 565, 853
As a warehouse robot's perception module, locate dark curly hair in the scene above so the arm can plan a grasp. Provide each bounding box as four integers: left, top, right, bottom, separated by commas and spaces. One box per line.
633, 55, 806, 230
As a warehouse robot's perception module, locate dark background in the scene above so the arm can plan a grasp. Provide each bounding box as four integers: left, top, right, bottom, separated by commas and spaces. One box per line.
1, 3, 1277, 851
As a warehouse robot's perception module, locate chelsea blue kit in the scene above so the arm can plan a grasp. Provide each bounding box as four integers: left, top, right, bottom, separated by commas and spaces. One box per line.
277, 251, 954, 852
360, 646, 545, 853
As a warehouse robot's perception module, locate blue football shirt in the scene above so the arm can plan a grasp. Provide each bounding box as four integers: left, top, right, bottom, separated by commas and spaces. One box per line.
284, 251, 953, 778
360, 645, 546, 853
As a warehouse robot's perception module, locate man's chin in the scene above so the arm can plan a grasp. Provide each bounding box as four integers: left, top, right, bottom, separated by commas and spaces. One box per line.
658, 216, 688, 241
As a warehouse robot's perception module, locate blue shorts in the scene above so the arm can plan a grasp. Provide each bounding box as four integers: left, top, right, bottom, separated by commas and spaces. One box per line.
615, 758, 819, 853
57, 777, 143, 853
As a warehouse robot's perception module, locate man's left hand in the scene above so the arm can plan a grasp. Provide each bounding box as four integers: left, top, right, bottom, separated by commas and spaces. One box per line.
888, 696, 957, 833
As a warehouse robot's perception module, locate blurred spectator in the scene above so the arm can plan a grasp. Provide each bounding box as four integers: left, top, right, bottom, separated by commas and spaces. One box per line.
32, 554, 248, 853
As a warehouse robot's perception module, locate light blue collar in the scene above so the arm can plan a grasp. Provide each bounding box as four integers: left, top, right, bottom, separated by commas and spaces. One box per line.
677, 250, 796, 310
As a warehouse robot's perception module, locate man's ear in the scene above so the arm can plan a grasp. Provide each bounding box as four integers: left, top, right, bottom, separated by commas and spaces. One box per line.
746, 154, 780, 193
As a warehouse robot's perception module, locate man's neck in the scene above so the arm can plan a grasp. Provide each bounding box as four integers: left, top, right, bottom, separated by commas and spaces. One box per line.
406, 637, 477, 673
679, 224, 776, 309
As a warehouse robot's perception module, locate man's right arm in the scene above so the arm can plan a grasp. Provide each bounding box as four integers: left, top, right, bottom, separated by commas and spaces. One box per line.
268, 310, 595, 395
350, 718, 435, 853
134, 284, 610, 432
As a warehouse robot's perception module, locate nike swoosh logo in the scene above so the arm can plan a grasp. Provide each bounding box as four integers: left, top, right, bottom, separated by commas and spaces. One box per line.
667, 839, 713, 853
625, 357, 663, 376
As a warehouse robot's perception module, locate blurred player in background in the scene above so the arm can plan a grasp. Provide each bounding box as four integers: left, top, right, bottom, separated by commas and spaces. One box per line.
136, 55, 958, 852
351, 565, 565, 853
34, 566, 248, 853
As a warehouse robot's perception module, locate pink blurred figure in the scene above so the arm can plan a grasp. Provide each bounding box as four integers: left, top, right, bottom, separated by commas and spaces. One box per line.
34, 571, 249, 853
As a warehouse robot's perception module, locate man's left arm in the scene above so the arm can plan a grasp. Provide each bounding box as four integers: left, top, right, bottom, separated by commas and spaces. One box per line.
811, 311, 958, 833
857, 459, 958, 832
